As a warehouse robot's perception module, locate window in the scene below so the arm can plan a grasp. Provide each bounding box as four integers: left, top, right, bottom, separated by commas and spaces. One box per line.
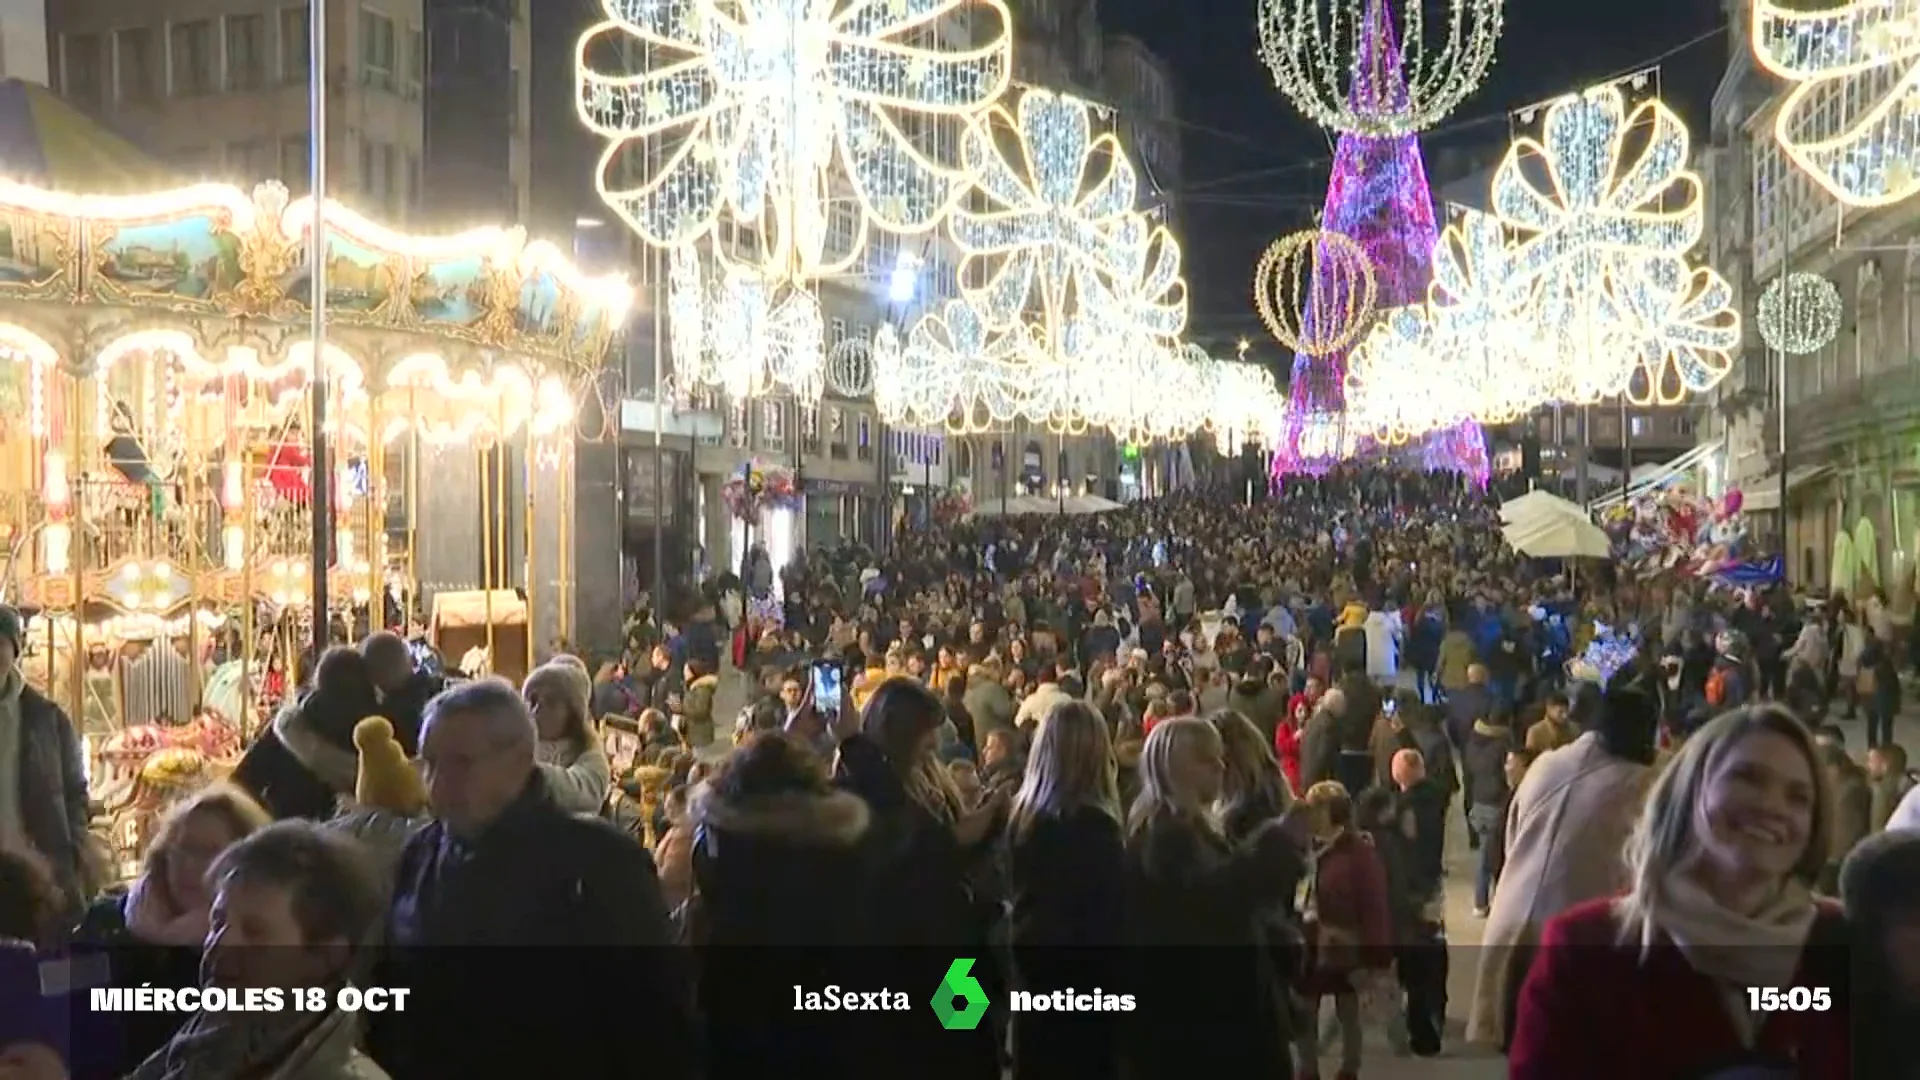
225, 15, 265, 90
226, 139, 271, 181
168, 21, 213, 95
828, 407, 848, 460
760, 399, 785, 450
63, 34, 105, 108
279, 136, 310, 187
856, 415, 873, 461
280, 6, 309, 82
359, 10, 395, 89
1630, 415, 1651, 439
405, 27, 423, 91
114, 28, 157, 101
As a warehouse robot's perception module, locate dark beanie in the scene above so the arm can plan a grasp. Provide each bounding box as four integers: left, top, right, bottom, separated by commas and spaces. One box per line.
0, 605, 22, 657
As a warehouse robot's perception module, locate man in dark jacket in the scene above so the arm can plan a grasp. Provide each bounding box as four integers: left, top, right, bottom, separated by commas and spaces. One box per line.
371, 679, 695, 1079
362, 630, 442, 755
0, 604, 91, 915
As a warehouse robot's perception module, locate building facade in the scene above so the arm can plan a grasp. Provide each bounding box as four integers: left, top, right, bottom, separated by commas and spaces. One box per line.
1699, 0, 1920, 590
1102, 34, 1180, 233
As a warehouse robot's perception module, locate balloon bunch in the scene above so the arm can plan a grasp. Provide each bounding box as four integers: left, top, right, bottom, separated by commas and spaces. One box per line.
932, 490, 972, 527
1602, 486, 1748, 579
720, 458, 800, 522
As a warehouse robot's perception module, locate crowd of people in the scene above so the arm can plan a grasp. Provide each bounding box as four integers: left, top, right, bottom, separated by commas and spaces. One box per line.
1, 468, 1918, 1079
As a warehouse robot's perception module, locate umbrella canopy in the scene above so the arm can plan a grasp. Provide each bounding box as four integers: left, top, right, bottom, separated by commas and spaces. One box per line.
0, 79, 177, 194
1499, 490, 1588, 528
1502, 513, 1611, 559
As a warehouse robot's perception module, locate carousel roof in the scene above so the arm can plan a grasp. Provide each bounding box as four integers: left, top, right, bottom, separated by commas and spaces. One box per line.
0, 79, 177, 194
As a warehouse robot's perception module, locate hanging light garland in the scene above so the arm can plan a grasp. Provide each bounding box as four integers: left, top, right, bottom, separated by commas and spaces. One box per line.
1609, 255, 1741, 407
669, 246, 825, 401
1425, 207, 1545, 423
1344, 306, 1475, 445
1756, 271, 1843, 356
873, 298, 1035, 432
1256, 0, 1504, 137
1253, 229, 1378, 356
1750, 0, 1920, 208
575, 0, 1013, 278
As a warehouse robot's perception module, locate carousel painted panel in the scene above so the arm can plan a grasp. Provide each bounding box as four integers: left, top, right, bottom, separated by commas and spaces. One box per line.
0, 204, 71, 296
282, 228, 399, 320
517, 268, 568, 347
87, 207, 244, 309
408, 253, 488, 331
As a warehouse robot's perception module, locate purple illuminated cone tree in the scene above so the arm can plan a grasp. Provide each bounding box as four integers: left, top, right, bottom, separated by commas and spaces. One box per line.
1269, 0, 1487, 482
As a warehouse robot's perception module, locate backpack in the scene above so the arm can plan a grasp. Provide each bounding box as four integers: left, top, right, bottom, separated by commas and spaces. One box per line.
1705, 667, 1732, 708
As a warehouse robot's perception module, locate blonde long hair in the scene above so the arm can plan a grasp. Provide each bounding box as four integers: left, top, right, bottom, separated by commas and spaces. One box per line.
1009, 700, 1120, 840
1615, 704, 1831, 953
143, 783, 271, 911
1126, 716, 1222, 840
1211, 709, 1295, 807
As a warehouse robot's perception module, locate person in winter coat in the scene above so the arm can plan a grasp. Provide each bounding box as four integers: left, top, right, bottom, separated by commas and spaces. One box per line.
1296, 780, 1393, 1080
370, 679, 695, 1080
1784, 613, 1830, 711
1300, 688, 1347, 789
72, 786, 271, 1077
686, 731, 875, 1078
1402, 702, 1456, 809
1460, 708, 1515, 915
1467, 685, 1657, 1050
1522, 695, 1579, 757
963, 661, 1016, 742
1405, 606, 1445, 705
1837, 607, 1869, 719
1867, 743, 1915, 832
0, 604, 90, 919
1333, 603, 1369, 676
1816, 730, 1872, 892
128, 821, 391, 1080
1508, 706, 1850, 1079
361, 631, 441, 755
1840, 829, 1920, 1080
679, 658, 722, 749
1435, 621, 1477, 702
1274, 695, 1310, 796
1005, 702, 1126, 1080
1859, 634, 1903, 750
240, 646, 380, 821
1122, 717, 1311, 1079
521, 662, 613, 815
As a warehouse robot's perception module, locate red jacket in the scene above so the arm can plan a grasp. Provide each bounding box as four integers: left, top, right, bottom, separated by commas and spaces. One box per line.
1273, 718, 1303, 796
1509, 897, 1851, 1080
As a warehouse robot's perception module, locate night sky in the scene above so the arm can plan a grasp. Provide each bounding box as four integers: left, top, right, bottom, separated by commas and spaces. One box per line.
1101, 0, 1731, 359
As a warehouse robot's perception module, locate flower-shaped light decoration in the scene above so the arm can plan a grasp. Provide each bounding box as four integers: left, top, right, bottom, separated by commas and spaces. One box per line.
1086, 212, 1190, 347
1426, 208, 1543, 423
1344, 306, 1474, 445
1257, 0, 1504, 137
951, 89, 1139, 350
1490, 82, 1709, 404
1751, 0, 1920, 207
1066, 211, 1191, 433
576, 0, 1013, 278
1200, 354, 1288, 447
1607, 255, 1741, 407
668, 245, 826, 399
874, 298, 1035, 432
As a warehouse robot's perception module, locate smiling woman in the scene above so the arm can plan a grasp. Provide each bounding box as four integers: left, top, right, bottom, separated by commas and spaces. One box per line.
1507, 705, 1854, 1079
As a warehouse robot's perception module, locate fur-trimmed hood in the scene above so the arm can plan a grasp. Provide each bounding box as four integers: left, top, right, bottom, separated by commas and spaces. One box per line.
689, 783, 870, 847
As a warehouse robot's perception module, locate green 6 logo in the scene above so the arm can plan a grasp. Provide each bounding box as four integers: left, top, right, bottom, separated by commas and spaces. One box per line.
930, 958, 989, 1030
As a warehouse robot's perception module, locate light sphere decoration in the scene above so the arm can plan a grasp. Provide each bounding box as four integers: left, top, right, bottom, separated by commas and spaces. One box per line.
1751, 0, 1920, 208
825, 337, 876, 398
1756, 271, 1842, 356
575, 0, 1013, 279
1253, 229, 1378, 356
1256, 0, 1504, 137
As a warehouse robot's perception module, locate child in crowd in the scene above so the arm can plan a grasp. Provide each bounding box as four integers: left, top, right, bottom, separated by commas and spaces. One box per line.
1869, 743, 1916, 832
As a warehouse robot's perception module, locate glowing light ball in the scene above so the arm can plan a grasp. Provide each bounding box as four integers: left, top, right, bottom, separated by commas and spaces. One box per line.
1755, 271, 1842, 357
1253, 229, 1378, 357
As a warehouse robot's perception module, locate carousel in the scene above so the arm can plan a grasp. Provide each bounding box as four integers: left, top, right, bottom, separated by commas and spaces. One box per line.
0, 166, 628, 868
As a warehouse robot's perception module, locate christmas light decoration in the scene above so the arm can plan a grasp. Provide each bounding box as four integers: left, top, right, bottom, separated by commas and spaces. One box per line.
668, 245, 826, 400
825, 336, 875, 398
1253, 229, 1378, 356
1087, 212, 1189, 346
1425, 208, 1545, 423
1490, 80, 1711, 403
1751, 0, 1920, 207
1270, 3, 1486, 481
1756, 270, 1843, 356
1610, 255, 1740, 407
1345, 306, 1476, 444
1257, 0, 1503, 136
951, 89, 1139, 345
576, 0, 1013, 278
873, 298, 1034, 431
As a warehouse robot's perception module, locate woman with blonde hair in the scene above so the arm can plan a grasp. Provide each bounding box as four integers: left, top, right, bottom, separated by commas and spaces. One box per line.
1006, 700, 1125, 1080
1123, 716, 1311, 1078
1211, 709, 1293, 840
1509, 705, 1852, 1077
522, 661, 613, 815
72, 784, 271, 1075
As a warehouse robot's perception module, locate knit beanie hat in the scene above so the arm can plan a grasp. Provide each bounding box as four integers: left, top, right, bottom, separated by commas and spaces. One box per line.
524, 662, 592, 734
352, 716, 427, 814
0, 604, 22, 657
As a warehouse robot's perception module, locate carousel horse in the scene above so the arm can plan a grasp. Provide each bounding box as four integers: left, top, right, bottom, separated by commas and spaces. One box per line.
96, 746, 226, 869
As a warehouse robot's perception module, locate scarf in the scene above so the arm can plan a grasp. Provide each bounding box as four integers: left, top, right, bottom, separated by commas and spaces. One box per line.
125, 874, 211, 947
130, 982, 341, 1080
1658, 869, 1817, 1044
0, 667, 26, 853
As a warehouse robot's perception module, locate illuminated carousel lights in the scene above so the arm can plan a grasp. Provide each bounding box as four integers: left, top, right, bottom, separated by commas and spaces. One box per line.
1756, 270, 1843, 356
1255, 0, 1504, 137
950, 88, 1140, 336
575, 0, 1014, 277
1253, 229, 1378, 356
1751, 0, 1920, 207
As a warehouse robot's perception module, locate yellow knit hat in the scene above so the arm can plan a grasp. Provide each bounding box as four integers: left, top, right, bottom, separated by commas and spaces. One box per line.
353, 716, 427, 814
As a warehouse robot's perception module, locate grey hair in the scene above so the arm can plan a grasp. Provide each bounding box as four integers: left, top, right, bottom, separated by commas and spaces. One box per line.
1615, 703, 1830, 955
423, 677, 536, 754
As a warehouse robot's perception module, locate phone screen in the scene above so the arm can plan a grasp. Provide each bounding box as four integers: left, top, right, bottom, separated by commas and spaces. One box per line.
810, 660, 845, 716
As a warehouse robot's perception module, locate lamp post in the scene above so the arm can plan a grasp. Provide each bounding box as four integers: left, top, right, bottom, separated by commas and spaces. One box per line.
307, 0, 332, 664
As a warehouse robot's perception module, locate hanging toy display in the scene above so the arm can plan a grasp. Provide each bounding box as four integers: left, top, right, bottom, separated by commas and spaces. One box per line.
720, 458, 800, 522
1602, 484, 1750, 582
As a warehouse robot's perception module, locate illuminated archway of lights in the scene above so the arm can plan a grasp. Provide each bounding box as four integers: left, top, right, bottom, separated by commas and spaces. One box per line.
951, 88, 1139, 354
1751, 0, 1920, 208
1253, 228, 1378, 356
1256, 0, 1503, 137
1756, 271, 1843, 356
669, 246, 825, 401
575, 0, 1013, 279
1487, 79, 1735, 406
